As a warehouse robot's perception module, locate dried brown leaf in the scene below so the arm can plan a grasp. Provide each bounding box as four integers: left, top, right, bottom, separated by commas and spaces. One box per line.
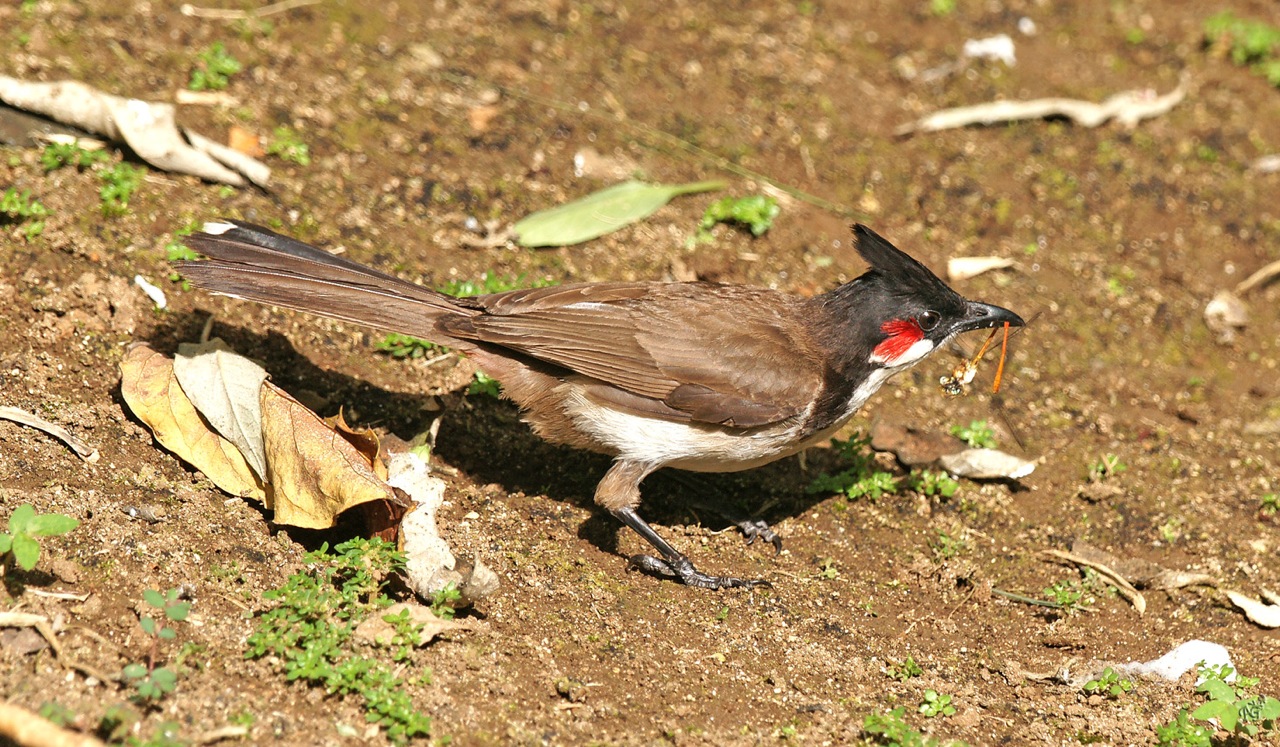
259, 382, 404, 529
119, 344, 265, 500
173, 339, 269, 480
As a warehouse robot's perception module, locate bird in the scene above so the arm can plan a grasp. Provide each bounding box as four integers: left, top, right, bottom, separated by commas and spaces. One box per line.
178, 220, 1024, 590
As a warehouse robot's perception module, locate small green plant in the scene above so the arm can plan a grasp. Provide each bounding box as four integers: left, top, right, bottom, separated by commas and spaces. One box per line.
931, 530, 968, 560
189, 42, 243, 91
1155, 709, 1214, 747
808, 432, 899, 501
375, 333, 443, 359
427, 583, 461, 620
1184, 662, 1280, 739
1204, 12, 1280, 87
266, 126, 311, 166
929, 0, 957, 17
467, 371, 502, 398
164, 222, 199, 289
886, 656, 923, 681
98, 162, 144, 216
37, 701, 76, 728
909, 470, 960, 499
697, 194, 779, 239
949, 420, 996, 448
1043, 579, 1088, 613
122, 588, 191, 704
40, 142, 109, 172
245, 538, 432, 744
918, 690, 956, 718
1087, 453, 1126, 482
1260, 493, 1279, 516
0, 504, 79, 572
0, 187, 50, 240
816, 556, 839, 580
1082, 667, 1134, 699
438, 272, 550, 298
862, 707, 942, 746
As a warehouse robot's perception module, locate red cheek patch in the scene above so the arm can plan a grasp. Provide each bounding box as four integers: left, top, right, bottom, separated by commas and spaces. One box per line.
873, 318, 925, 362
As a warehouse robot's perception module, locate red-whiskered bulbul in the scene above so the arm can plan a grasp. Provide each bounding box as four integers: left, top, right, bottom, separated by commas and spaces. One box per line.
178, 221, 1023, 589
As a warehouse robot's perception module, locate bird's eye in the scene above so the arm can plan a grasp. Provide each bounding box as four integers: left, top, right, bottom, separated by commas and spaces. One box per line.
919, 311, 941, 331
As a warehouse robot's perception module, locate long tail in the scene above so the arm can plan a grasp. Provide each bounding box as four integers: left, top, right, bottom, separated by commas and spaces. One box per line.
177, 220, 472, 344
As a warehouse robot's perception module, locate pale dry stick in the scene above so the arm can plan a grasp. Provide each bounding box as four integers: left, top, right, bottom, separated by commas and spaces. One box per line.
180, 0, 320, 20
896, 81, 1187, 136
1234, 259, 1280, 295
0, 701, 107, 747
1042, 549, 1146, 616
194, 726, 251, 745
0, 406, 99, 463
0, 611, 116, 684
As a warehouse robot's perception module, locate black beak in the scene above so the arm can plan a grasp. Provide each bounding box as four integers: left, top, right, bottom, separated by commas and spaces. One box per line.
955, 301, 1025, 335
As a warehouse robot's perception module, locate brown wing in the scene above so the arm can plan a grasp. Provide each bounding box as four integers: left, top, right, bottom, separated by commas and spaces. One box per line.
440, 282, 824, 428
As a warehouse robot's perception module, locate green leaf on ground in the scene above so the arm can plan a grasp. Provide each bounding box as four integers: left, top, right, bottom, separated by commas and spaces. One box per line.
514, 179, 724, 247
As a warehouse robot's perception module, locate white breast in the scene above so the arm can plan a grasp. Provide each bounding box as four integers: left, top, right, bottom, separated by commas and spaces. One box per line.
554, 360, 914, 473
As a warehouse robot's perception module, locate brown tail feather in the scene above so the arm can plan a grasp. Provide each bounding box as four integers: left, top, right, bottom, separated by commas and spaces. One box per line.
177, 221, 473, 347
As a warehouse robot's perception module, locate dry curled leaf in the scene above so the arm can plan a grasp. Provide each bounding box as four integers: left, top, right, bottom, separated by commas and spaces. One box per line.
352, 602, 471, 648
939, 448, 1036, 480
0, 75, 269, 186
259, 382, 405, 529
173, 339, 270, 480
1225, 589, 1280, 628
119, 344, 264, 500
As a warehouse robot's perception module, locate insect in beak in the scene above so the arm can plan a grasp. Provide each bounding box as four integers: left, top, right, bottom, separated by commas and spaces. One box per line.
939, 321, 1012, 398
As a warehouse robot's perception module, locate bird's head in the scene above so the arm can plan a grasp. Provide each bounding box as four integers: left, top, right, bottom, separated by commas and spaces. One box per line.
816, 225, 1024, 372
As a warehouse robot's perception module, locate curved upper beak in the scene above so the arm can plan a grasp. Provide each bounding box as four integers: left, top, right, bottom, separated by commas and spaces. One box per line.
955, 300, 1025, 335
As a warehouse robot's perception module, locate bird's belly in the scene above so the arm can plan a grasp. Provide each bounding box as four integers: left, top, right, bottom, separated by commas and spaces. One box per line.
556, 387, 814, 472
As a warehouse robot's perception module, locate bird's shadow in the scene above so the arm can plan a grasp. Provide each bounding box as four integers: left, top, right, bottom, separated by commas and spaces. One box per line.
143, 316, 833, 558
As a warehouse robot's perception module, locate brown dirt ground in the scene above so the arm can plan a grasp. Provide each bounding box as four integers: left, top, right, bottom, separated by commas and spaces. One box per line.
3, 0, 1280, 744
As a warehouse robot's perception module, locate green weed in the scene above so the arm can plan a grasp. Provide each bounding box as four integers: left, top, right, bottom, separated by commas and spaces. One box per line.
122, 588, 191, 705
0, 187, 50, 239
98, 163, 144, 216
918, 690, 956, 718
949, 420, 996, 448
266, 126, 311, 166
698, 194, 779, 238
886, 656, 923, 681
189, 42, 242, 91
1087, 453, 1126, 482
1082, 667, 1134, 699
0, 504, 78, 572
244, 538, 433, 744
1204, 12, 1280, 87
41, 142, 109, 172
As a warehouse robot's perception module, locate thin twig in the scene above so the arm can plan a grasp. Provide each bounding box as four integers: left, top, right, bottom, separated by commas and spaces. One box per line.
0, 612, 116, 685
180, 0, 319, 20
0, 406, 98, 462
989, 587, 1063, 609
1042, 549, 1146, 616
0, 701, 107, 747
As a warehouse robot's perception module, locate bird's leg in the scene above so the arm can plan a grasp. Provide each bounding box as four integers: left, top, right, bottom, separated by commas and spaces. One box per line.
596, 460, 770, 590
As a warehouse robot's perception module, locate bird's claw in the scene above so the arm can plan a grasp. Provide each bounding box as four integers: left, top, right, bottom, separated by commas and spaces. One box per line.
627, 553, 770, 590
736, 519, 783, 555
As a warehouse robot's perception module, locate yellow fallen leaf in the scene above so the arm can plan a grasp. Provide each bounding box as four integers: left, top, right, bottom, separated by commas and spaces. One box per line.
260, 382, 405, 529
119, 344, 265, 500
325, 410, 389, 481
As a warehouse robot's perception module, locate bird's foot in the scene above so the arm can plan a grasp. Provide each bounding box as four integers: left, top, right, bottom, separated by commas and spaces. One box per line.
627, 553, 770, 590
735, 518, 783, 555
